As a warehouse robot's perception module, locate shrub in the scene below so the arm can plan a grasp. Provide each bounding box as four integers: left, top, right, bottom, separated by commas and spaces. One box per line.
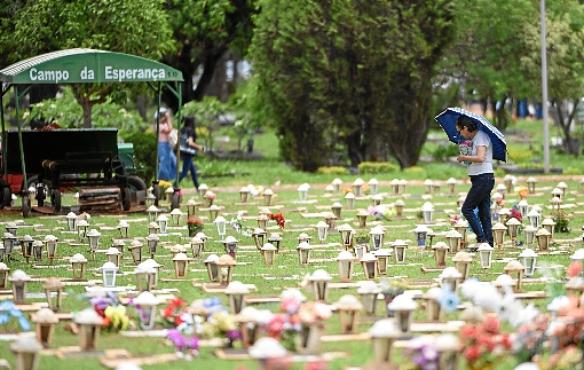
563, 167, 581, 175
355, 231, 371, 244
431, 144, 459, 162
404, 166, 426, 176
317, 166, 349, 175
120, 129, 157, 184
507, 146, 534, 164
495, 168, 506, 178
358, 162, 399, 174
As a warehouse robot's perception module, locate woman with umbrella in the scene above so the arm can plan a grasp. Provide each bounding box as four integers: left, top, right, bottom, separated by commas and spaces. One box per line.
455, 116, 495, 247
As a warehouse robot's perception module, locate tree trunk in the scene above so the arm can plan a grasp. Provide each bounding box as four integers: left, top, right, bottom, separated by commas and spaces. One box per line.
346, 129, 363, 167
495, 96, 509, 130
553, 99, 580, 156
135, 94, 148, 122
385, 74, 432, 169
490, 98, 497, 126
82, 101, 92, 128
193, 48, 227, 101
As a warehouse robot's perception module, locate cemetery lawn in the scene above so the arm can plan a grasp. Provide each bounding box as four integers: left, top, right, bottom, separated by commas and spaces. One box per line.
0, 121, 582, 370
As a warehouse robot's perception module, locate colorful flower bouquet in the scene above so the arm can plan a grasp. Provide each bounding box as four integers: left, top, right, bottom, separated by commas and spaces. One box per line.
458, 139, 473, 166
368, 205, 393, 221
379, 278, 407, 316
91, 293, 129, 332
460, 314, 512, 369
263, 288, 331, 353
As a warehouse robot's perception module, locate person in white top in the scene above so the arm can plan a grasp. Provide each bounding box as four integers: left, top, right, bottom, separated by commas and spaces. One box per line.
456, 116, 495, 246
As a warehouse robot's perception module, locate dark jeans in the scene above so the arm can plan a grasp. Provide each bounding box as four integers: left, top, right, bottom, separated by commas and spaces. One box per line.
461, 173, 495, 246
179, 153, 200, 190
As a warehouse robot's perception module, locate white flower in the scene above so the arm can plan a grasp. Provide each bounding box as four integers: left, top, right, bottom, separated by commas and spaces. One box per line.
497, 294, 523, 326
460, 278, 481, 300
472, 283, 502, 312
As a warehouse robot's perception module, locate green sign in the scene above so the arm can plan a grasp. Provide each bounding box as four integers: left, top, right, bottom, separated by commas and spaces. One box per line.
0, 48, 183, 84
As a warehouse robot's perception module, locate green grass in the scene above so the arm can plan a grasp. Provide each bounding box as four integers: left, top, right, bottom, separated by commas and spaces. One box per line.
0, 123, 583, 370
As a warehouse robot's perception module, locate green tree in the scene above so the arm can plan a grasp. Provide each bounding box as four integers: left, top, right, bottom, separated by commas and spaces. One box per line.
520, 0, 584, 155
442, 0, 536, 129
163, 0, 257, 106
9, 0, 173, 127
250, 0, 455, 170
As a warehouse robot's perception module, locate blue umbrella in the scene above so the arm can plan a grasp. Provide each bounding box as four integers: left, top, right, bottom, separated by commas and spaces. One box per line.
435, 107, 507, 162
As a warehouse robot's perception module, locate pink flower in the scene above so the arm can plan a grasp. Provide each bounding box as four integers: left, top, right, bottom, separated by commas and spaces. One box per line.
267, 314, 287, 338
281, 298, 301, 314
567, 262, 582, 278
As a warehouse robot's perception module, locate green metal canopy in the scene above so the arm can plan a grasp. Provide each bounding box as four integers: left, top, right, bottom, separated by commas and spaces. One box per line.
0, 48, 183, 84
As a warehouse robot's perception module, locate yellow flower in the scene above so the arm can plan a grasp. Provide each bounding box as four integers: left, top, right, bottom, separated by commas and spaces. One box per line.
211, 311, 236, 332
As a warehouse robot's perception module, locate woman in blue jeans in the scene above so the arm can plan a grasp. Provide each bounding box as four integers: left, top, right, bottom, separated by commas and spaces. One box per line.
179, 116, 205, 191
456, 116, 495, 246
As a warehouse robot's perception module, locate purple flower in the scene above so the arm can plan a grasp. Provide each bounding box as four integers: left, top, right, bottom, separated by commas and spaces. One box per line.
226, 329, 241, 341
411, 343, 439, 370
168, 329, 199, 351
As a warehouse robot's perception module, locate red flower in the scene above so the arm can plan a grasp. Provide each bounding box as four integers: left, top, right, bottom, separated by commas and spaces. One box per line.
460, 324, 480, 340
267, 314, 287, 338
187, 216, 204, 226
509, 208, 522, 222
464, 346, 481, 363
483, 314, 501, 334
269, 213, 286, 229
499, 334, 512, 350
478, 335, 495, 351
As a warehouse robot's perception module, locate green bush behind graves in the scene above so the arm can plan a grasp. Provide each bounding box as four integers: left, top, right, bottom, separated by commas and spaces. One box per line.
317, 166, 350, 175
358, 162, 399, 174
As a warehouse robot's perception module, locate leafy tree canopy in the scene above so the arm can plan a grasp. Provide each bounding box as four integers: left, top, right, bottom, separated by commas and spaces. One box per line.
4, 0, 174, 127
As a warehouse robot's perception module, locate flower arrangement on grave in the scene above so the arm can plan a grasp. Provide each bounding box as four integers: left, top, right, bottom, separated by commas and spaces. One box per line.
460, 313, 512, 370
187, 216, 204, 236
186, 297, 240, 347
295, 301, 332, 353
378, 278, 407, 315
354, 231, 370, 245
405, 337, 440, 370
552, 209, 570, 233
90, 293, 129, 332
264, 289, 323, 351
438, 286, 460, 313
167, 327, 200, 359
368, 205, 392, 221
269, 213, 286, 229
0, 300, 30, 332
229, 211, 245, 234
508, 207, 523, 223
160, 297, 201, 358
512, 314, 549, 364
545, 295, 584, 368
264, 290, 332, 354
162, 297, 188, 326
158, 180, 172, 193
449, 213, 461, 226
202, 311, 240, 347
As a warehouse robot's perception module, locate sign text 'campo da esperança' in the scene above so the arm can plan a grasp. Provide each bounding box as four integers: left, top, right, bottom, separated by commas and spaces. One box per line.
29, 65, 167, 83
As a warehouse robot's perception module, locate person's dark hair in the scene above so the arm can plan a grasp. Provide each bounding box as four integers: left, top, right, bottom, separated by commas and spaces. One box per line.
456, 116, 478, 132
183, 116, 195, 127
181, 116, 197, 140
